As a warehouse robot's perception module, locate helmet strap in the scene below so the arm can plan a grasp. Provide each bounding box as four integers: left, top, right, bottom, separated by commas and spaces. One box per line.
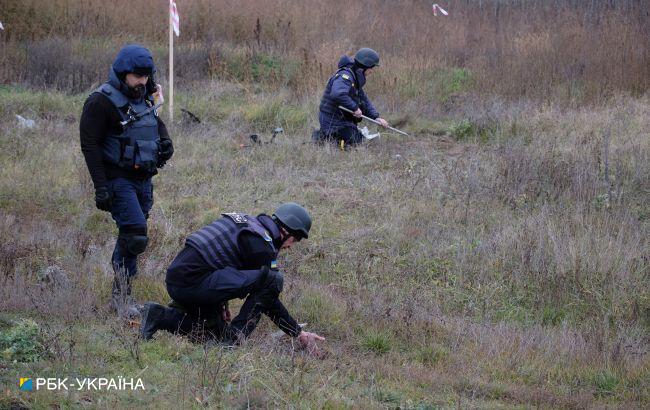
279, 225, 301, 244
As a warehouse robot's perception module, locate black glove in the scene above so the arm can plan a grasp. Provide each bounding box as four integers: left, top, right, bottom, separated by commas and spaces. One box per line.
157, 139, 174, 168
95, 186, 113, 212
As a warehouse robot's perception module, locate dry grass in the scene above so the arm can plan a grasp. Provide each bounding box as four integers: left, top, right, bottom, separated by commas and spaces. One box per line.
0, 80, 648, 406
1, 0, 648, 103
0, 1, 648, 406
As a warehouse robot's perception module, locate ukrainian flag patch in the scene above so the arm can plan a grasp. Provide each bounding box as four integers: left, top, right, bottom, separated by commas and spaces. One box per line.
271, 260, 278, 269
19, 378, 32, 391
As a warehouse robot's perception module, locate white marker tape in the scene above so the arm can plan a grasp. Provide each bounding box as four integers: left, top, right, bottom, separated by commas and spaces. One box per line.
432, 4, 449, 16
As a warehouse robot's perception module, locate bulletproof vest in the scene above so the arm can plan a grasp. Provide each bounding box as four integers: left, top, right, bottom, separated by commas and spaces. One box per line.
319, 67, 362, 119
95, 83, 160, 173
185, 213, 277, 270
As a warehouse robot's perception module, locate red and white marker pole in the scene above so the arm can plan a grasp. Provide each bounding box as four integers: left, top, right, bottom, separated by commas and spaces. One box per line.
432, 4, 449, 16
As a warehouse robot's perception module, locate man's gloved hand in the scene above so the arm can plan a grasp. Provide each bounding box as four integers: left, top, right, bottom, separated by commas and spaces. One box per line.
157, 139, 174, 168
95, 186, 113, 212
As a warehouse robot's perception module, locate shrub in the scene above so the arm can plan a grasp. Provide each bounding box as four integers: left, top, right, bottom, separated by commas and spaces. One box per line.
0, 318, 46, 363
449, 119, 474, 140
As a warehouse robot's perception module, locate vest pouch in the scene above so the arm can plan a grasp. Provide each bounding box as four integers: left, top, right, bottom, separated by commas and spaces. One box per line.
135, 139, 159, 171
122, 144, 135, 163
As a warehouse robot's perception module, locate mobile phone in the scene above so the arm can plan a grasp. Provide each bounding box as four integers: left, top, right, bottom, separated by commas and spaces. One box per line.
145, 74, 157, 96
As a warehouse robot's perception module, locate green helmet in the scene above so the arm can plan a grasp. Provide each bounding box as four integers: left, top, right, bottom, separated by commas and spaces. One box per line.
354, 48, 380, 68
273, 202, 312, 239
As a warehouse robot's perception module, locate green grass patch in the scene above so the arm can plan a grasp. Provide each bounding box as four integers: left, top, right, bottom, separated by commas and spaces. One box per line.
448, 118, 500, 143
409, 118, 450, 136
243, 98, 309, 133
415, 344, 449, 366
590, 370, 620, 397
0, 85, 83, 120
449, 119, 475, 140
294, 288, 345, 334
439, 68, 473, 103
214, 47, 301, 90
541, 305, 567, 326
0, 317, 46, 363
175, 87, 248, 123
361, 330, 392, 355
392, 67, 474, 103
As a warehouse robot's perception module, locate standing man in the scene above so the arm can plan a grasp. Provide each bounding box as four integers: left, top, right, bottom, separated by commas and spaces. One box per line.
316, 47, 390, 146
140, 202, 325, 355
80, 44, 174, 318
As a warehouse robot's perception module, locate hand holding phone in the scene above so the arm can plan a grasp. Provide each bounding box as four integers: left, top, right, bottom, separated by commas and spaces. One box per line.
152, 83, 164, 105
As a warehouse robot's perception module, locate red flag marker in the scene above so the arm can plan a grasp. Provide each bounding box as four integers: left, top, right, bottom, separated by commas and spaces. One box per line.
170, 0, 180, 36
432, 4, 449, 16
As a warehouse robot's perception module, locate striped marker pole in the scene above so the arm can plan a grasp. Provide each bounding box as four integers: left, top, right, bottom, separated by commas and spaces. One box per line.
169, 1, 180, 122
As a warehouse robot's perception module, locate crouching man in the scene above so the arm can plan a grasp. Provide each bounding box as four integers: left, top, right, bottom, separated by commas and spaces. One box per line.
140, 202, 324, 354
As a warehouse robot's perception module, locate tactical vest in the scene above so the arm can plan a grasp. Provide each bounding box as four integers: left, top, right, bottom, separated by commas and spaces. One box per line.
95, 83, 160, 172
185, 213, 277, 270
319, 67, 362, 122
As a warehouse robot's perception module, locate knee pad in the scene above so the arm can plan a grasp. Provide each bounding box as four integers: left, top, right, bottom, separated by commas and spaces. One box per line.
118, 225, 148, 255
126, 235, 149, 255
118, 233, 148, 255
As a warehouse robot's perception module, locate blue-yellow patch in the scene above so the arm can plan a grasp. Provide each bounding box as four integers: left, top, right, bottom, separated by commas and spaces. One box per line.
271, 260, 278, 269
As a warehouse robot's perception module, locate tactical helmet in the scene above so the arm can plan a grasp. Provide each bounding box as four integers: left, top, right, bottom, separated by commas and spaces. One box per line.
354, 48, 380, 68
112, 44, 156, 77
273, 202, 312, 239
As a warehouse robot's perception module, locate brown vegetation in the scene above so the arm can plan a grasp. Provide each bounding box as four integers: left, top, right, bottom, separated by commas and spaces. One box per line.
0, 1, 648, 407
1, 0, 648, 103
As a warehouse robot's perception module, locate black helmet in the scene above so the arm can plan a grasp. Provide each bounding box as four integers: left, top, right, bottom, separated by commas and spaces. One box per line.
273, 202, 312, 239
354, 48, 380, 68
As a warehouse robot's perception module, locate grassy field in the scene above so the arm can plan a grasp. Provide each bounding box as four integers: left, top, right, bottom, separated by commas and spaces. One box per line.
0, 82, 648, 408
1, 0, 649, 408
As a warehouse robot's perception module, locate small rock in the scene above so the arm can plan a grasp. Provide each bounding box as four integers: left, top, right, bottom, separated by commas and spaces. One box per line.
15, 114, 36, 129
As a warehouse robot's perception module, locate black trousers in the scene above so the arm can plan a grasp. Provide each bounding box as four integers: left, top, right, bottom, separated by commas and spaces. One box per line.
315, 126, 364, 146
166, 265, 265, 339
164, 245, 299, 341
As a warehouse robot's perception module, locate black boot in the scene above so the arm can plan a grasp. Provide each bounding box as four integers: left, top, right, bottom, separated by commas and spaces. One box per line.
140, 302, 193, 340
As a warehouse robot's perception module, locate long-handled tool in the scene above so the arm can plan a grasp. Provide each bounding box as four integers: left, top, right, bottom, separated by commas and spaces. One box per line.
338, 106, 409, 136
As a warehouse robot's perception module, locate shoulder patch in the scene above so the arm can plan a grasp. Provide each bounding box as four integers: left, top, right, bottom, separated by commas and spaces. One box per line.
341, 74, 350, 80
222, 212, 248, 225
270, 260, 278, 269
